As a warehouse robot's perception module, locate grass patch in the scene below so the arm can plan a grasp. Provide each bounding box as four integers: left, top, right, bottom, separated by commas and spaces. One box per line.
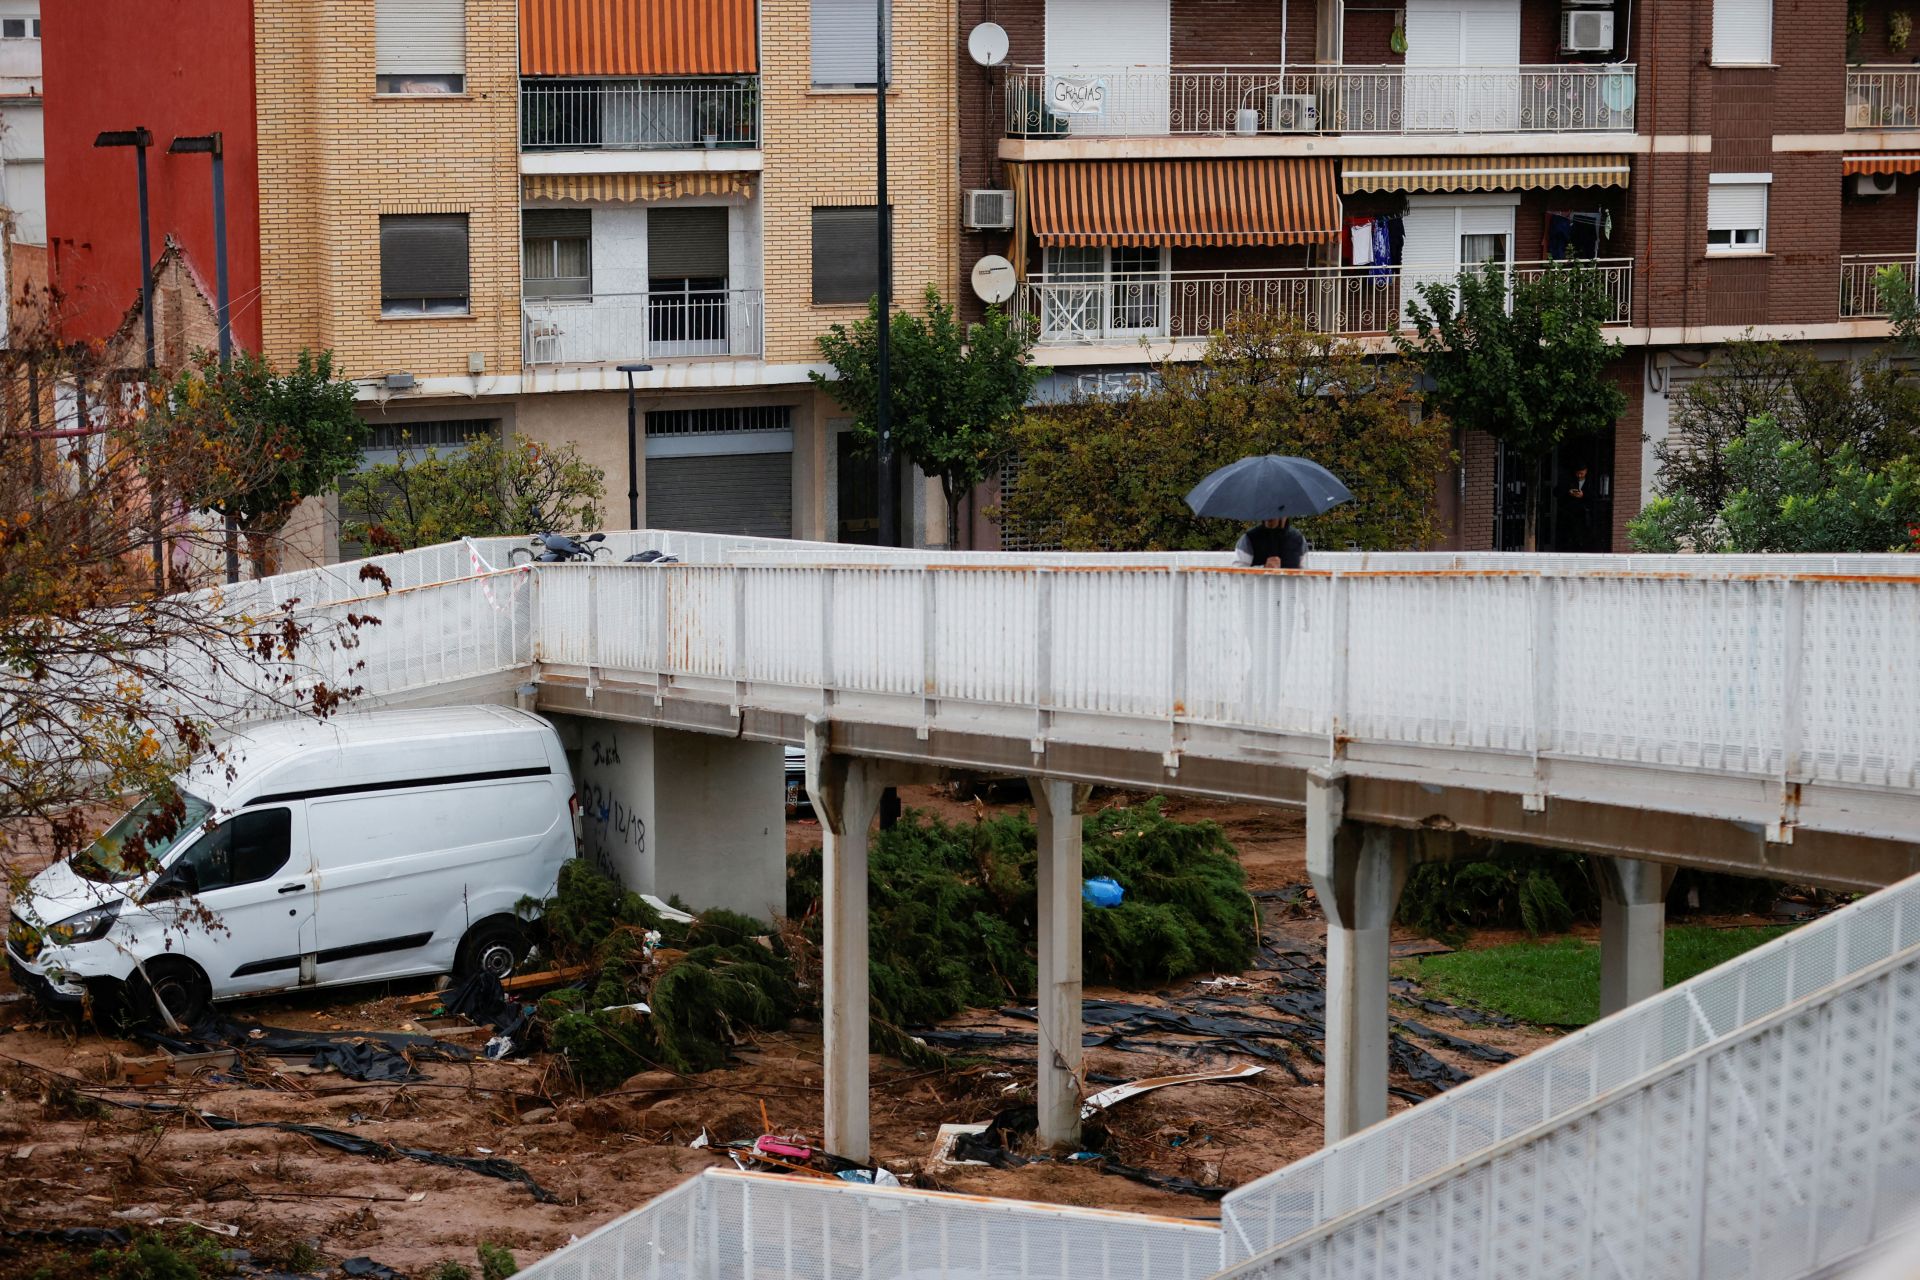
1407, 925, 1792, 1027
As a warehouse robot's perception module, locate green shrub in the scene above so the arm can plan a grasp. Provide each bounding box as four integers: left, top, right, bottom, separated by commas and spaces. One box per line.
478, 1243, 519, 1280
1397, 846, 1599, 941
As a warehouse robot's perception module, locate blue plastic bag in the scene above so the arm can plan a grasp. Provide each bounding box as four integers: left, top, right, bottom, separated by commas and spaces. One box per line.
1082, 876, 1125, 908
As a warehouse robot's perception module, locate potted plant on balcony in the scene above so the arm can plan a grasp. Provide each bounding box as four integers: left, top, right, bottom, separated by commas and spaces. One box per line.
1891, 11, 1912, 55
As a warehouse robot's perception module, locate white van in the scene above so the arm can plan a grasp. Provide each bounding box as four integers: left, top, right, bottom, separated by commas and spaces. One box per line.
6, 705, 577, 1024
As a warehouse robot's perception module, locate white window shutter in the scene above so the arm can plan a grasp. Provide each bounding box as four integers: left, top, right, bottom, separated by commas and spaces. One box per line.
811, 0, 889, 87
1711, 0, 1772, 65
376, 0, 467, 77
1707, 183, 1766, 232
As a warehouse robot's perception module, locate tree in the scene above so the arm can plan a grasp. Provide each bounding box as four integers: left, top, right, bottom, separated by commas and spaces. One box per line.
813, 287, 1042, 548
338, 432, 606, 552
999, 312, 1452, 552
1651, 337, 1920, 518
1629, 415, 1920, 553
1397, 259, 1627, 549
1, 314, 368, 872
167, 350, 365, 577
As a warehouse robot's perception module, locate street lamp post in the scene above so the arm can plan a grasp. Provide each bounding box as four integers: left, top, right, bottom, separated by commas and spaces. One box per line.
874, 0, 896, 548
94, 128, 159, 589
617, 363, 654, 530
168, 133, 231, 366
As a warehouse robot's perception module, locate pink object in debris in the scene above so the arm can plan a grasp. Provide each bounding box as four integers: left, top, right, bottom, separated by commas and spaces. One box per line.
755, 1136, 813, 1163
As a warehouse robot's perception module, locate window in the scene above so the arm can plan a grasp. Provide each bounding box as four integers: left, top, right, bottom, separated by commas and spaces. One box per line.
175, 809, 293, 894
0, 18, 25, 38
1711, 0, 1772, 65
523, 209, 592, 299
380, 213, 470, 315
811, 206, 889, 304
648, 206, 731, 349
1038, 245, 1167, 338
1707, 175, 1769, 254
811, 0, 890, 88
376, 0, 466, 94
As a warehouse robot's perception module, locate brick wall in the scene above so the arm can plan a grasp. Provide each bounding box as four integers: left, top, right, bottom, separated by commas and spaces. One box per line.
254, 0, 522, 382
1841, 175, 1920, 255
1171, 0, 1285, 63
1854, 0, 1917, 62
762, 0, 958, 364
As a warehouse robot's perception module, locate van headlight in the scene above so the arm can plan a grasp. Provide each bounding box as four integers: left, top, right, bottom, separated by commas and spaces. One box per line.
47, 902, 122, 945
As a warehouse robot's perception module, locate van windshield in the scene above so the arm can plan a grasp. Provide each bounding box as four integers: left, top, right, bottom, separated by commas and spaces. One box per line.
69, 791, 213, 883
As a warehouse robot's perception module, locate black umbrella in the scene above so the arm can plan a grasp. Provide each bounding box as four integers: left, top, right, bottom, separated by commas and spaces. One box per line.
1184, 455, 1353, 522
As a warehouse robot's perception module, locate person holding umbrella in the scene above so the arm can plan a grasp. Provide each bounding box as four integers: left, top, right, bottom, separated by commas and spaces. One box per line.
1185, 454, 1353, 569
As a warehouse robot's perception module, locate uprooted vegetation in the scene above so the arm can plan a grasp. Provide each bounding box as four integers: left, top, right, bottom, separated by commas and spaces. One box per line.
529, 799, 1259, 1090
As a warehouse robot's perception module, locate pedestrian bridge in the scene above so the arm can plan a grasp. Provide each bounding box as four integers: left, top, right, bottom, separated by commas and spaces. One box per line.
177, 532, 1920, 1279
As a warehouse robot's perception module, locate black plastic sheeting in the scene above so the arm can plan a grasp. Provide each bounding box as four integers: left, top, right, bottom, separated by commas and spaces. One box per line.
138, 1017, 471, 1083
949, 1106, 1229, 1201
341, 1259, 405, 1280
442, 971, 535, 1045
4, 1227, 133, 1247
111, 1100, 559, 1203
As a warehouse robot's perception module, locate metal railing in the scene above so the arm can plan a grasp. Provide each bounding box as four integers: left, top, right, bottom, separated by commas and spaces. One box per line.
1848, 67, 1920, 130
521, 77, 759, 150
1005, 63, 1637, 137
522, 289, 764, 365
1841, 253, 1918, 318
1016, 259, 1633, 346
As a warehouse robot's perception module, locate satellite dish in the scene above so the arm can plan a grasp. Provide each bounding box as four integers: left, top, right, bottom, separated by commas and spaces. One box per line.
967, 22, 1010, 68
971, 255, 1016, 305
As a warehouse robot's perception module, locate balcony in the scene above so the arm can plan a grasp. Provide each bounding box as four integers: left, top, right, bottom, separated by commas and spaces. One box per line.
521, 77, 759, 151
522, 289, 764, 366
1847, 68, 1920, 130
1005, 64, 1638, 138
1840, 254, 1917, 317
1015, 259, 1633, 348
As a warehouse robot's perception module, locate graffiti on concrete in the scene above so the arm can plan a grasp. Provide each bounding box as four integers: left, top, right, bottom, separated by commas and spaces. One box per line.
581, 733, 643, 882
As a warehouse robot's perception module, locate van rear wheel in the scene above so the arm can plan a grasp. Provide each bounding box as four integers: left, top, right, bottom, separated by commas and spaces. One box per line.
455, 918, 532, 982
130, 958, 211, 1030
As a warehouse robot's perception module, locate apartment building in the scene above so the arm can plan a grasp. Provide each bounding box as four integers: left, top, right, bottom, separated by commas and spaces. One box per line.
45, 0, 957, 550
957, 0, 1916, 551
0, 0, 40, 334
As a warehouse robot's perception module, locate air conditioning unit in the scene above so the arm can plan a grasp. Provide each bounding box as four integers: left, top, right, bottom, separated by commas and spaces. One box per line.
1561, 8, 1614, 53
964, 189, 1015, 231
1856, 172, 1899, 197
1271, 93, 1318, 133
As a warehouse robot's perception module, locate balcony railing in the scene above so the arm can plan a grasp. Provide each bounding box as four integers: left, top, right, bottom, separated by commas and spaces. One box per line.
1005, 63, 1637, 137
1840, 254, 1917, 317
1015, 259, 1633, 346
1847, 67, 1920, 129
522, 289, 764, 365
521, 77, 759, 151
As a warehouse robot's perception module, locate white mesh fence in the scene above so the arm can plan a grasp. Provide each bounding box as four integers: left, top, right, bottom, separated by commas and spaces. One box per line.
515, 1169, 1220, 1280
1220, 872, 1920, 1263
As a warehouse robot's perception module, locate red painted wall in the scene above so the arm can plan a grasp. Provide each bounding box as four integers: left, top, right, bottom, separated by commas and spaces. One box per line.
44, 0, 261, 351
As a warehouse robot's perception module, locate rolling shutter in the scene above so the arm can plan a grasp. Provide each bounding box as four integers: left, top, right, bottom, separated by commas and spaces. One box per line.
646, 453, 792, 538
381, 214, 470, 300
1044, 0, 1169, 136
812, 206, 887, 304
1707, 181, 1768, 234
811, 0, 888, 87
525, 208, 590, 240
648, 208, 730, 280
1711, 0, 1772, 65
376, 0, 467, 75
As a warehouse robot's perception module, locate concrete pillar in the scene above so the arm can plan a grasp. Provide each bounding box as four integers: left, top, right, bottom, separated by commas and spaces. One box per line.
1316, 0, 1344, 62
1308, 773, 1407, 1144
807, 725, 885, 1163
1597, 856, 1667, 1017
568, 719, 658, 894
1029, 778, 1089, 1149
652, 729, 785, 922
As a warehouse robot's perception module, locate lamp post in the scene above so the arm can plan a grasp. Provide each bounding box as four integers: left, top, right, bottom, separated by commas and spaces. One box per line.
874, 0, 896, 548
168, 133, 231, 366
94, 128, 158, 588
617, 363, 654, 530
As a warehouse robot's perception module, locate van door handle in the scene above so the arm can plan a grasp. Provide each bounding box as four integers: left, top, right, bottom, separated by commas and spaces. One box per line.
277, 882, 306, 895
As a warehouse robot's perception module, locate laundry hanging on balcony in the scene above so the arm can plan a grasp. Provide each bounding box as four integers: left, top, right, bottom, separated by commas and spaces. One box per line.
1341, 155, 1631, 194
1024, 158, 1341, 248
521, 173, 755, 203
1842, 155, 1920, 175
519, 0, 757, 75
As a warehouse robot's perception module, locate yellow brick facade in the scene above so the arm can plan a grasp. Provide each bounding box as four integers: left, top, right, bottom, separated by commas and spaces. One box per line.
254, 0, 522, 382
759, 0, 960, 365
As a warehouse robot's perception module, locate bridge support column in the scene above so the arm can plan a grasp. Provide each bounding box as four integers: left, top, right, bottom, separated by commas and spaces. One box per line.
1030, 778, 1090, 1149
1309, 773, 1408, 1144
807, 725, 886, 1164
1597, 856, 1668, 1017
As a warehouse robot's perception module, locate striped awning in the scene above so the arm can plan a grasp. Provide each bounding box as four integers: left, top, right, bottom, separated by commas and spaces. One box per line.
1342, 154, 1632, 194
522, 172, 754, 203
520, 0, 756, 75
1844, 154, 1920, 175
1025, 159, 1341, 248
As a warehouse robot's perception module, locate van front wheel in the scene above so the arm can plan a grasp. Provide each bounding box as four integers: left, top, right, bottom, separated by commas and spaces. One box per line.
130, 957, 211, 1030
455, 918, 532, 982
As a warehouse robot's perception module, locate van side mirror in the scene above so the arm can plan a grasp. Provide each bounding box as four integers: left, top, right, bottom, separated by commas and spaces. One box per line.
148, 862, 198, 902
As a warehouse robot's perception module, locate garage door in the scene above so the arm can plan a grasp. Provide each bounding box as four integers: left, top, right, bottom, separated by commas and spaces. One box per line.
644, 406, 793, 537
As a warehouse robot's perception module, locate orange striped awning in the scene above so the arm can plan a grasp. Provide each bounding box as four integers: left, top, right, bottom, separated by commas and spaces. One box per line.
1844, 154, 1920, 175
520, 0, 757, 75
1025, 159, 1340, 248
1342, 154, 1631, 193
522, 172, 754, 202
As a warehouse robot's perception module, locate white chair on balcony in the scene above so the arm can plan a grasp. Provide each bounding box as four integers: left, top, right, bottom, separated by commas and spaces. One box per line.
526, 317, 565, 365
